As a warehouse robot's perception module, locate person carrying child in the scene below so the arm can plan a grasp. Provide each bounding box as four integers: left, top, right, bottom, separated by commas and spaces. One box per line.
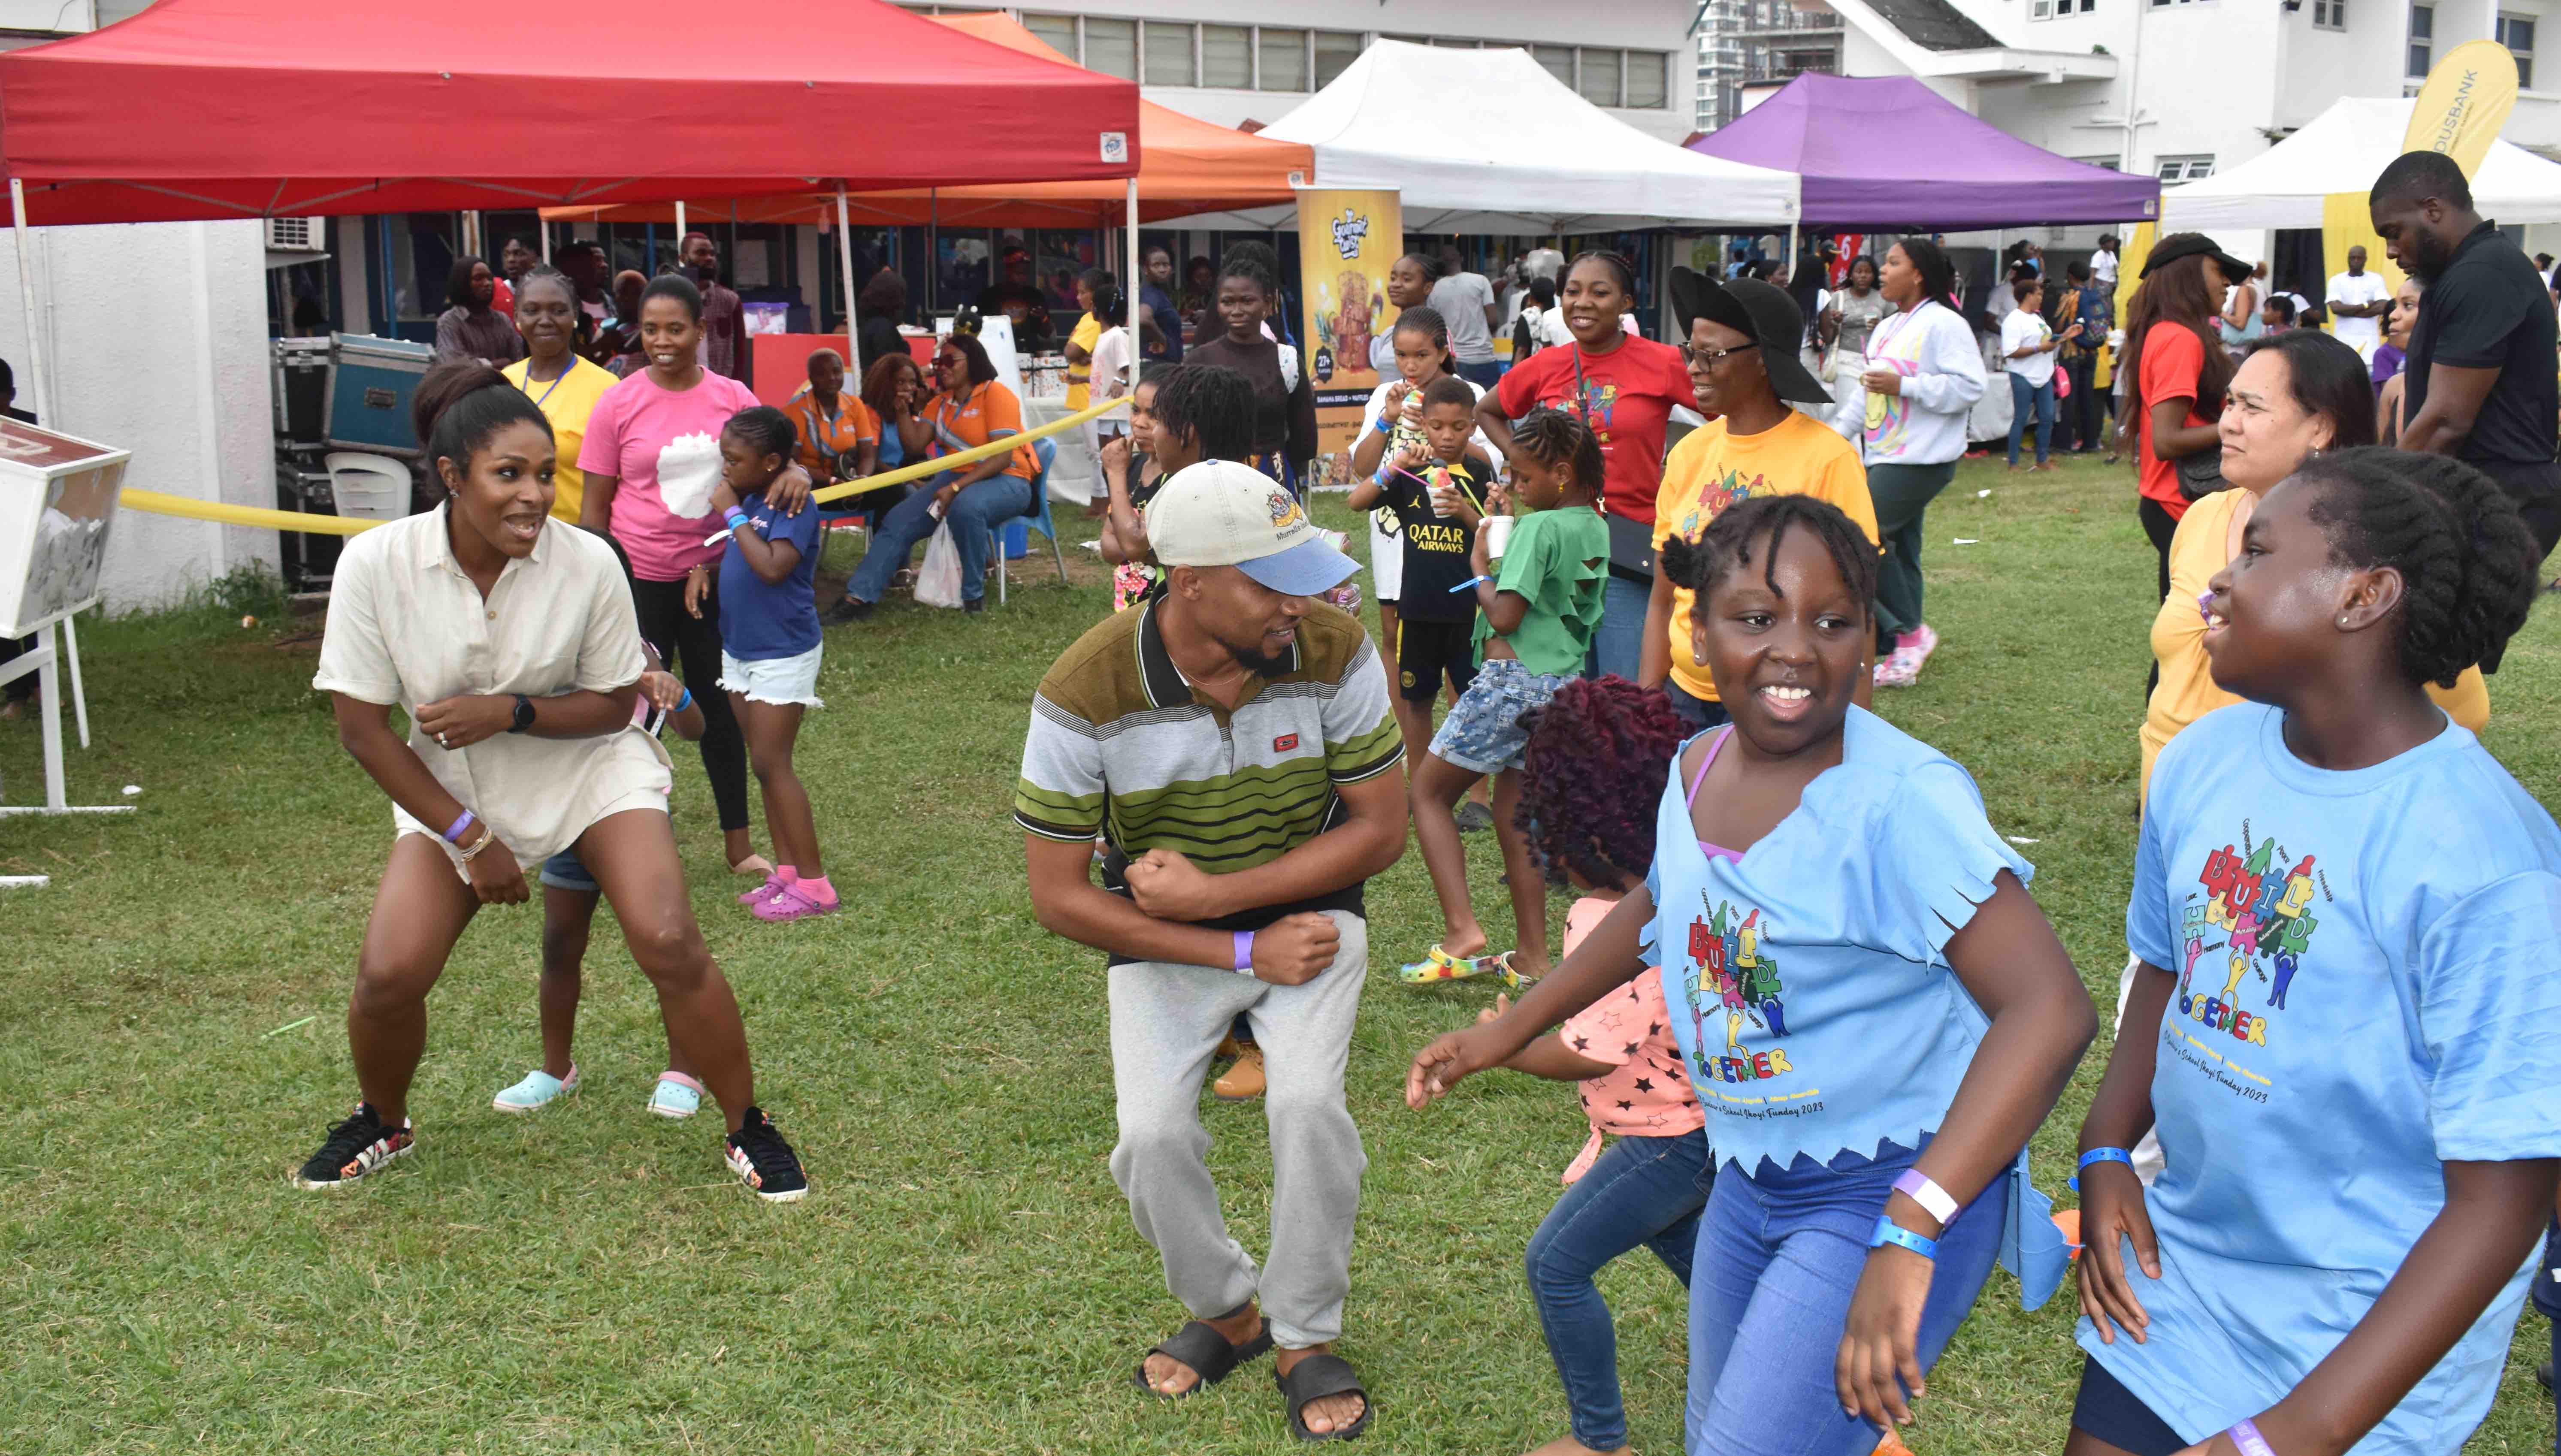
1433, 676, 1711, 1456
1350, 375, 1497, 782
692, 406, 834, 923
491, 535, 717, 1118
2069, 447, 2561, 1456
1402, 408, 1609, 988
1410, 492, 2096, 1454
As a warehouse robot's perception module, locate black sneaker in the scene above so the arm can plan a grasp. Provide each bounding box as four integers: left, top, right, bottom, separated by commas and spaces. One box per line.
293, 1102, 414, 1189
724, 1107, 808, 1202
1454, 802, 1496, 834
963, 597, 985, 615
822, 595, 875, 626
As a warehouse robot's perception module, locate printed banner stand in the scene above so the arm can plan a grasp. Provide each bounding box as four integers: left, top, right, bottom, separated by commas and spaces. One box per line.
2319, 41, 2519, 340
1295, 187, 1403, 492
0, 418, 139, 824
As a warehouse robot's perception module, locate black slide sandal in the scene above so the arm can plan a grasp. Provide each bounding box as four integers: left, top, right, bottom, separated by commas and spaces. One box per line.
1131, 1309, 1273, 1398
1277, 1353, 1372, 1442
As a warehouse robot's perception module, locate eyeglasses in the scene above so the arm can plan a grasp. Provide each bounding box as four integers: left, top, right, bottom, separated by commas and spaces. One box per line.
1683, 342, 1760, 369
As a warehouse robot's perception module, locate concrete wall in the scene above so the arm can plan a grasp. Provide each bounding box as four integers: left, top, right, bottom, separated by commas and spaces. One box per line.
0, 221, 278, 613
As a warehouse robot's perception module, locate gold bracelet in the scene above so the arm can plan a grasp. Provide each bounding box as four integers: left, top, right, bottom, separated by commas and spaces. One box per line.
456, 825, 497, 863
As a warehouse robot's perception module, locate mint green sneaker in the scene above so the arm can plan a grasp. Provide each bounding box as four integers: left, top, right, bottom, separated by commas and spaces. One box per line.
492, 1065, 578, 1114
648, 1072, 705, 1120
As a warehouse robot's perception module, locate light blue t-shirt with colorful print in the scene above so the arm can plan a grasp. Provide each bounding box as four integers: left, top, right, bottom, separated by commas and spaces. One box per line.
1641, 707, 2032, 1177
2084, 702, 2561, 1455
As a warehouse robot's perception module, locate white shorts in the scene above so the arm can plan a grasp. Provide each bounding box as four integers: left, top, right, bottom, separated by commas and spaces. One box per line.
1369, 507, 1403, 601
719, 643, 825, 708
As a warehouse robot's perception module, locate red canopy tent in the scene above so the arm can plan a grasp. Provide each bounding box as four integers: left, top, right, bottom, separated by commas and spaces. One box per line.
0, 0, 1141, 226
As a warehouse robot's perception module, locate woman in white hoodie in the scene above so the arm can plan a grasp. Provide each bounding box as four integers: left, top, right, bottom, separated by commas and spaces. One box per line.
1857, 236, 1985, 689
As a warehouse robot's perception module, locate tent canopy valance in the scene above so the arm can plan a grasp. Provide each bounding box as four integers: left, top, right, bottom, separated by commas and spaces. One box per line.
0, 0, 1140, 227
544, 12, 1309, 231
2159, 96, 2561, 230
1164, 39, 1797, 234
1687, 74, 2158, 231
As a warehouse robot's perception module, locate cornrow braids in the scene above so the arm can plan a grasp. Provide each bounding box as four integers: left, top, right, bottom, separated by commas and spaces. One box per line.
1659, 492, 1878, 622
1515, 677, 1691, 890
1568, 249, 1637, 296
2297, 446, 2538, 682
1509, 408, 1603, 495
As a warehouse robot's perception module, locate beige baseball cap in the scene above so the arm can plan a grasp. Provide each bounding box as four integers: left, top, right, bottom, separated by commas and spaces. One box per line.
1145, 460, 1358, 596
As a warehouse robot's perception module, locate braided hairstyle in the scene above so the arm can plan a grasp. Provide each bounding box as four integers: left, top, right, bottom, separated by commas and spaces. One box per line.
1515, 677, 1690, 890
1659, 492, 1878, 623
1508, 408, 1603, 496
2294, 446, 2539, 681
721, 405, 799, 465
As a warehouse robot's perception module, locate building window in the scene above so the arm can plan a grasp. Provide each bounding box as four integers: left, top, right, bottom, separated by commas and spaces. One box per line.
2501, 10, 2535, 86
2147, 0, 2207, 8
1082, 17, 1137, 80
1259, 27, 1309, 90
1533, 43, 1576, 89
1143, 21, 1194, 86
1201, 23, 1251, 88
2032, 0, 2095, 19
2312, 0, 2346, 26
2071, 152, 2123, 169
2155, 154, 2216, 181
1579, 46, 1623, 106
2409, 1, 2433, 73
1313, 30, 1364, 88
1022, 12, 1077, 57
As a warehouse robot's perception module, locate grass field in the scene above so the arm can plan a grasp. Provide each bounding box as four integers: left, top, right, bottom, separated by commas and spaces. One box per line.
3, 452, 2558, 1454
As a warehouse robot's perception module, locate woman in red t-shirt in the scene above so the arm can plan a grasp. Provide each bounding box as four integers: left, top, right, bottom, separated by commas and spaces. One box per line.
2121, 236, 2241, 605
1480, 250, 1699, 680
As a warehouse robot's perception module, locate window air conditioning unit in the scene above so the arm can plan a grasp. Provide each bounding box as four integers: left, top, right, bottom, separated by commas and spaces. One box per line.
265, 217, 326, 253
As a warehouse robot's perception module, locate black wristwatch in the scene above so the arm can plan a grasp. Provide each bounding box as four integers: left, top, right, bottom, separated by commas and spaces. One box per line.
508, 693, 535, 734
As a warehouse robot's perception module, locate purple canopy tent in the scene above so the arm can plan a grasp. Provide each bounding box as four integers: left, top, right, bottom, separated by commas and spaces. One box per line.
1689, 74, 2159, 230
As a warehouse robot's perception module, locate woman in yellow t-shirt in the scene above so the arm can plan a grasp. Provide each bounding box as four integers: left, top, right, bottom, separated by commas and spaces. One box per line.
1061, 268, 1107, 411
2143, 329, 2488, 795
500, 268, 621, 523
1640, 269, 1881, 731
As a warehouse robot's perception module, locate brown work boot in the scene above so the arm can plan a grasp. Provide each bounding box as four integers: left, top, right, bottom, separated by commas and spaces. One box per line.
1213, 1044, 1266, 1101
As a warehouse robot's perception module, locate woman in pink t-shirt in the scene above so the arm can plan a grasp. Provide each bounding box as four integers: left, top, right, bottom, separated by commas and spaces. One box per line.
578, 275, 800, 877
1431, 677, 1708, 1456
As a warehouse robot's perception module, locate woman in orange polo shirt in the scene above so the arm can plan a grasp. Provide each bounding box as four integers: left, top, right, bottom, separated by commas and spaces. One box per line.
831, 333, 1035, 618
786, 348, 879, 487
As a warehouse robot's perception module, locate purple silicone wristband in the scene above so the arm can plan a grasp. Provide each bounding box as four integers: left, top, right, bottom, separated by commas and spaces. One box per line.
2227, 1419, 2277, 1456
441, 810, 476, 845
1233, 930, 1255, 973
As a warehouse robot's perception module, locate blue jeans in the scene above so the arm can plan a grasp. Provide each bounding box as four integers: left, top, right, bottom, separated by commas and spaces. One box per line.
1457, 358, 1506, 389
2006, 372, 2056, 466
1586, 573, 1650, 681
1686, 1139, 2003, 1456
1664, 679, 1732, 734
845, 470, 1032, 607
1527, 1130, 1712, 1452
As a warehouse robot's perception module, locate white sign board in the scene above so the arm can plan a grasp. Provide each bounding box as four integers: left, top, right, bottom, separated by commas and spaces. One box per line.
0, 420, 130, 639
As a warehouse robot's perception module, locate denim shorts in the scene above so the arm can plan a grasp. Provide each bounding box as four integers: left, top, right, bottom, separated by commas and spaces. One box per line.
718, 643, 824, 708
1428, 656, 1572, 775
538, 848, 599, 894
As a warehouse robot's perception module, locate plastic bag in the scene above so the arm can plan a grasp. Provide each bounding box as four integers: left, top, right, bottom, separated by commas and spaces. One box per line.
915, 519, 965, 609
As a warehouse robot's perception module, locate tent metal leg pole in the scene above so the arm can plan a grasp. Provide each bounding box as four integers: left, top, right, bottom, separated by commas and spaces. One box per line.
8, 177, 88, 757
1126, 178, 1140, 397
674, 201, 686, 251
541, 227, 552, 264
836, 184, 859, 369
61, 613, 87, 748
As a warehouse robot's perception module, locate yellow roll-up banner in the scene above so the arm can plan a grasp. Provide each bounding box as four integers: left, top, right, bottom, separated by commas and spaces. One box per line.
2320, 40, 2517, 338
1295, 187, 1403, 489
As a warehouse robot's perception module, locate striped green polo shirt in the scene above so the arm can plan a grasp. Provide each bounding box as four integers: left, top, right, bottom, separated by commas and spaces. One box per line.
1016, 596, 1403, 942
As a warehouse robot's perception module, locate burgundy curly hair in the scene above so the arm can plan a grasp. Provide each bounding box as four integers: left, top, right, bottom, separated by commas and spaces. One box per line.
1515, 677, 1690, 891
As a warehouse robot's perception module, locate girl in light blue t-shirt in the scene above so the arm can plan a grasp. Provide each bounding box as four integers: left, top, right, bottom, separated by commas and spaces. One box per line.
2072, 448, 2561, 1456
1411, 493, 2097, 1455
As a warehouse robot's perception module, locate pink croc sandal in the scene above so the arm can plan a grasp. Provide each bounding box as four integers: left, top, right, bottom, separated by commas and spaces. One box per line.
750, 882, 838, 923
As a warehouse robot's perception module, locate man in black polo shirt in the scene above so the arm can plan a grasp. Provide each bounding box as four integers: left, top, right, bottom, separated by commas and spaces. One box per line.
2372, 149, 2561, 556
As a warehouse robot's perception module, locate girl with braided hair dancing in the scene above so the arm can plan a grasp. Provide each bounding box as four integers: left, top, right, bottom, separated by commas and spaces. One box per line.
2071, 447, 2561, 1456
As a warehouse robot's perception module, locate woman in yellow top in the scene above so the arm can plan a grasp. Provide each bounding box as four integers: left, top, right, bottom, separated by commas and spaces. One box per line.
1061, 268, 1110, 411
500, 268, 620, 523
1640, 269, 1881, 732
2143, 329, 2487, 794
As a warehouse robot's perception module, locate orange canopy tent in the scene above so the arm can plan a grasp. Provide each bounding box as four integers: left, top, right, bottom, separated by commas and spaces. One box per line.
542, 12, 1312, 230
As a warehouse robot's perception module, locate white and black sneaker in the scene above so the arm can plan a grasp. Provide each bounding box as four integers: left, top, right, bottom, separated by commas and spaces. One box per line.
293, 1102, 414, 1189
723, 1106, 807, 1203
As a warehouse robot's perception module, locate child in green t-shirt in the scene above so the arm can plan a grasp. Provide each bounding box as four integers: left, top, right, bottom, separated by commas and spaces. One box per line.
1400, 408, 1608, 989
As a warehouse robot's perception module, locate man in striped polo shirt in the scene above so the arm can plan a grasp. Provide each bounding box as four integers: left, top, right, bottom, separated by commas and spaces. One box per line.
1019, 460, 1405, 1440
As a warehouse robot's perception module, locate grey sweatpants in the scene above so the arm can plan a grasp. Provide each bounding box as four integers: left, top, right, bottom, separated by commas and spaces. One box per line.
1107, 910, 1369, 1350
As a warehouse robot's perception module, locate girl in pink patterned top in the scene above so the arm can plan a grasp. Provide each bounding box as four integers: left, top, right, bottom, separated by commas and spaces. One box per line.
1443, 677, 1710, 1456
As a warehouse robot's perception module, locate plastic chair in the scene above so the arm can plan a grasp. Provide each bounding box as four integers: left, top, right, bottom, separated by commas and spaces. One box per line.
322, 451, 414, 521
993, 435, 1070, 606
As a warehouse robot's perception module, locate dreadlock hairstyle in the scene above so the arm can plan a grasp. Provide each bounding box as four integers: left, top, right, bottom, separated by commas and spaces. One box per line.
1659, 492, 1879, 620
2294, 446, 2539, 681
1508, 408, 1603, 498
1390, 304, 1460, 381
1515, 677, 1691, 890
1151, 362, 1255, 462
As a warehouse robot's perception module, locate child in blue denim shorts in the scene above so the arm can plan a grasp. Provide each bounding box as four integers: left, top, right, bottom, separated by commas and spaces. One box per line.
1402, 408, 1608, 988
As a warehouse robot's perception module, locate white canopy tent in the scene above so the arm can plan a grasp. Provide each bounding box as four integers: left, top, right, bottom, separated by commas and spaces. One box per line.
2160, 96, 2561, 230
1161, 39, 1799, 233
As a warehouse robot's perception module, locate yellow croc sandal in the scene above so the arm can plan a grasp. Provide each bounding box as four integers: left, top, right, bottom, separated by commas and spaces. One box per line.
1397, 945, 1489, 985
